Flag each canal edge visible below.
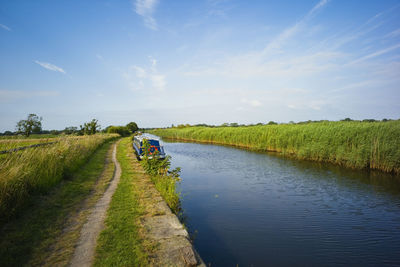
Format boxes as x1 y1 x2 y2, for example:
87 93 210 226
129 146 205 266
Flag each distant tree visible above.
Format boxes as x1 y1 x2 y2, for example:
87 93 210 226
107 126 130 136
341 118 352 122
221 123 229 127
80 119 100 135
64 126 78 135
16 114 42 137
3 131 13 136
267 121 277 125
126 122 139 133
50 130 60 135
230 123 239 127
195 123 209 127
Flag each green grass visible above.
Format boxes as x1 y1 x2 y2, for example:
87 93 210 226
149 173 180 214
150 120 400 174
0 139 54 151
94 138 149 266
0 139 116 267
0 134 60 140
140 149 181 214
0 134 118 221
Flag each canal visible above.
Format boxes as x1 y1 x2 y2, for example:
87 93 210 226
161 138 400 266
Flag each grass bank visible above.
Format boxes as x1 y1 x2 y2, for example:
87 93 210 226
94 137 149 266
94 137 183 265
0 134 118 221
150 120 400 174
0 139 116 266
140 139 181 214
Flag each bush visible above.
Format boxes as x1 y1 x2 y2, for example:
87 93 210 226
107 126 131 137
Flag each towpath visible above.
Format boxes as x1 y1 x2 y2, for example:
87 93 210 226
69 141 121 267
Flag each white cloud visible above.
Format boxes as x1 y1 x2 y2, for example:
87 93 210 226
0 24 11 31
385 28 400 38
134 0 159 30
124 57 166 91
241 98 262 107
34 60 66 74
348 43 400 65
262 0 329 54
133 66 147 78
151 74 166 91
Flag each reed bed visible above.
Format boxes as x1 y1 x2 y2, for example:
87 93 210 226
151 120 400 174
0 134 118 221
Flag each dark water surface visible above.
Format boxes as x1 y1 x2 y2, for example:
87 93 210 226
161 139 400 266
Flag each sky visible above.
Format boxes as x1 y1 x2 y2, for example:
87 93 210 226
0 0 400 131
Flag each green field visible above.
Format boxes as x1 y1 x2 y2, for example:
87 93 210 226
0 139 116 266
150 120 400 174
0 134 118 221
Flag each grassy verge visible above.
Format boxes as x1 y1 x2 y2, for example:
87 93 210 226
94 138 149 266
139 140 181 214
0 134 118 221
150 120 400 174
0 139 116 267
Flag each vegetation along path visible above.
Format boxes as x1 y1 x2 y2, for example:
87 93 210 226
70 141 121 267
0 137 116 266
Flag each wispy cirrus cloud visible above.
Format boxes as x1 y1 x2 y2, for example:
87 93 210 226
34 60 66 74
134 0 159 30
262 0 330 54
123 57 166 91
348 43 400 65
0 23 11 31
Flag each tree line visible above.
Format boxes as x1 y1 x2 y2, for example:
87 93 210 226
0 114 139 137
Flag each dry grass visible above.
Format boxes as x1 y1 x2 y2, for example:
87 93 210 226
0 134 118 221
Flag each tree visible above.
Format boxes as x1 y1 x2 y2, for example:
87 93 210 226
16 114 42 137
63 126 78 135
126 122 139 133
80 119 100 135
107 126 130 136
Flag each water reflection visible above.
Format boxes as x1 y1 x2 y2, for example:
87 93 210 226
160 139 400 266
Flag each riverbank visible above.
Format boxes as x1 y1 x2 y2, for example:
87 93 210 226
150 120 400 174
95 137 203 266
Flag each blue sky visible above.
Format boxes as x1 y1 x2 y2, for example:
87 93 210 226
0 0 399 131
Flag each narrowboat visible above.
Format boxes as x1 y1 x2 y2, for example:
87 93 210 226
133 134 166 160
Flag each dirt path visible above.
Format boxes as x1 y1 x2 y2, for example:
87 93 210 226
70 141 121 267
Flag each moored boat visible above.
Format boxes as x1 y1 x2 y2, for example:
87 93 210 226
133 134 166 160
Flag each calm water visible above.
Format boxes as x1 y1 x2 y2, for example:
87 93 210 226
161 139 400 267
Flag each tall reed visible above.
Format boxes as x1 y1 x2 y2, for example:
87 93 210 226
150 120 400 174
0 134 118 221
